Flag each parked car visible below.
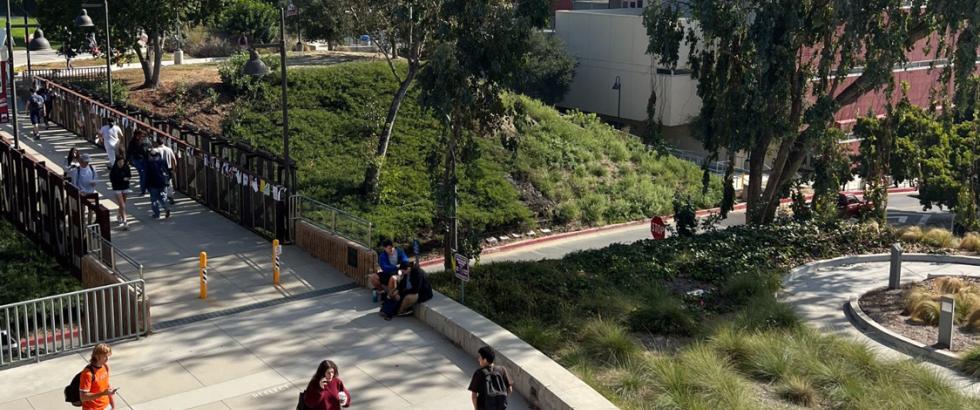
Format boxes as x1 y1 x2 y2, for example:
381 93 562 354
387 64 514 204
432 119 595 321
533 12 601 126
1 329 18 354
838 193 873 219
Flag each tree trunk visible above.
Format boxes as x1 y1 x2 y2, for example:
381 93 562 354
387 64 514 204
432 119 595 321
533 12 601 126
362 62 419 199
746 134 771 224
761 140 809 223
150 34 164 87
134 44 153 86
442 115 460 273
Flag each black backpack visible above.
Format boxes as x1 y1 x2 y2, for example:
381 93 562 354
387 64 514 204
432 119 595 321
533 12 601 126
481 366 509 410
64 364 96 407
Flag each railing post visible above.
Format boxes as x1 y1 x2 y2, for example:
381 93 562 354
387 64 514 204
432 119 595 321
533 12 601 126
938 295 955 350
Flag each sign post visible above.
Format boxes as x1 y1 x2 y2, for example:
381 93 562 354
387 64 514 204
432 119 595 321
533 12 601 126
412 239 421 263
650 216 666 240
454 253 470 303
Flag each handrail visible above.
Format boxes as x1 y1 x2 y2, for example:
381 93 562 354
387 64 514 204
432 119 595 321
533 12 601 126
35 76 196 151
0 280 141 311
86 224 143 281
290 194 373 247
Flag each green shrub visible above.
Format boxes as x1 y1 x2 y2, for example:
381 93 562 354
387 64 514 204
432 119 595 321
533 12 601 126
218 50 280 95
512 319 563 353
505 31 576 105
74 79 128 103
922 228 955 248
732 294 800 331
719 274 771 307
579 318 641 364
216 0 278 44
629 293 697 336
555 201 581 224
0 219 79 305
960 346 980 377
778 375 818 407
910 300 940 325
183 25 236 58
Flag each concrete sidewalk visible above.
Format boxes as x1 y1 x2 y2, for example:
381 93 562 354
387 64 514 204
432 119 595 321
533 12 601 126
781 259 980 396
1 111 534 409
0 288 532 410
3 115 349 323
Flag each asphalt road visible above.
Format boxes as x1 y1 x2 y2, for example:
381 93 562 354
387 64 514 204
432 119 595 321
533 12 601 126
479 192 951 264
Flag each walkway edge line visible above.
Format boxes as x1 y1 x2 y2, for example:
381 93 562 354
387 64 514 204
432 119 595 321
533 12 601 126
845 296 960 368
416 292 618 410
422 187 919 269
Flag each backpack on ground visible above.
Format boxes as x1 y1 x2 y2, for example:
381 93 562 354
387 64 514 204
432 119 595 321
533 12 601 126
481 366 509 410
64 364 95 407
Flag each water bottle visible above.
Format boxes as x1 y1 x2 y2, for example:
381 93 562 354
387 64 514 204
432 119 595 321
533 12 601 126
338 391 348 406
372 290 378 303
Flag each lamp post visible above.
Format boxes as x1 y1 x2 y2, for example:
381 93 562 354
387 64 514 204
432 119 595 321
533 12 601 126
611 75 622 122
4 0 20 148
75 2 113 105
241 6 292 197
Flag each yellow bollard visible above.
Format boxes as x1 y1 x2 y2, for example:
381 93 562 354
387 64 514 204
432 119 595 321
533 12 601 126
272 239 281 286
199 251 208 300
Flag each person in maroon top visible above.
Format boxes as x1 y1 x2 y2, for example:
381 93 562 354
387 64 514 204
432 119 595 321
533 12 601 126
303 360 351 410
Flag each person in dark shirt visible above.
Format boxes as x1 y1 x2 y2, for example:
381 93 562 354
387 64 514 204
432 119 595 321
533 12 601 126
108 153 132 229
468 346 512 410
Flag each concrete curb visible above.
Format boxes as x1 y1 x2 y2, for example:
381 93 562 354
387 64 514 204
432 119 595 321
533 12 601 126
783 253 980 372
423 187 920 270
845 295 960 368
415 293 618 410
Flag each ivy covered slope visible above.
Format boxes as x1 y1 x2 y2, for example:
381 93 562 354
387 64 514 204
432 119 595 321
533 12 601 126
0 219 80 305
224 60 720 241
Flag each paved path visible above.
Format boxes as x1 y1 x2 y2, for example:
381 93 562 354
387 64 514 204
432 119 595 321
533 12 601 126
781 260 980 396
0 110 533 409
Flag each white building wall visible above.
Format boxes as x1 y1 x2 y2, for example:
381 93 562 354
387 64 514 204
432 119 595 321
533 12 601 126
555 9 701 126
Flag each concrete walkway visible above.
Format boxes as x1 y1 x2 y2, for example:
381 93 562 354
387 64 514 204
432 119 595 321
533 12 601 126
781 259 980 395
0 111 533 409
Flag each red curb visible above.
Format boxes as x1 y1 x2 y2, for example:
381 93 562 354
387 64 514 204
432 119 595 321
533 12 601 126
419 187 919 269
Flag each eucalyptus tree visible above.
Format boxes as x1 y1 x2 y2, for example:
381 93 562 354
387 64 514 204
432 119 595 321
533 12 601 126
644 0 976 224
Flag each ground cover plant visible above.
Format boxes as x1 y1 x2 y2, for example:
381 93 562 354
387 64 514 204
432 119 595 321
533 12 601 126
221 58 720 242
431 222 980 408
0 218 79 305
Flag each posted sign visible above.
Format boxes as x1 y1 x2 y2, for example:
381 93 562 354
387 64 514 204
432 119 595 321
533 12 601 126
454 253 470 282
650 216 666 240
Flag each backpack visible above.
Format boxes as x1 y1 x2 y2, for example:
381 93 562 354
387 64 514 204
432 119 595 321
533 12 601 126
28 95 43 112
481 366 509 410
64 364 96 407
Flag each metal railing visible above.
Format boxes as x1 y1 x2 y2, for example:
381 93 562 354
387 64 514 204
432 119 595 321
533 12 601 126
290 195 373 247
86 225 143 281
0 279 148 368
28 67 107 83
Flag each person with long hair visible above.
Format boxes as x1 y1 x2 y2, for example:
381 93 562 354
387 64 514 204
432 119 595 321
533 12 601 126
302 359 351 410
65 147 81 169
78 343 117 410
109 151 132 229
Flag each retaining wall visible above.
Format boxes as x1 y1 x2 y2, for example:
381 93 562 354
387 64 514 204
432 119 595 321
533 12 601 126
294 220 377 287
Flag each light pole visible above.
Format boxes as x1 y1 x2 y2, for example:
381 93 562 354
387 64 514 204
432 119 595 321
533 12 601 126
4 0 20 148
75 2 113 105
241 6 292 198
612 75 622 122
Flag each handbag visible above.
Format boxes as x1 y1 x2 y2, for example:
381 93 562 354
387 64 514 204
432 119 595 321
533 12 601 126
297 390 310 410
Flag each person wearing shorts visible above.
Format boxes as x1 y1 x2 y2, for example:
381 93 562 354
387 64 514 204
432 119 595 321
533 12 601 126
27 89 45 139
108 152 132 229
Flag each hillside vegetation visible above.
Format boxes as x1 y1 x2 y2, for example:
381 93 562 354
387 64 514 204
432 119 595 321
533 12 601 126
223 59 721 242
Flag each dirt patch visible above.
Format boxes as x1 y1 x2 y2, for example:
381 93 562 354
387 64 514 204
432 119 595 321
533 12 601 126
859 276 980 353
116 65 230 133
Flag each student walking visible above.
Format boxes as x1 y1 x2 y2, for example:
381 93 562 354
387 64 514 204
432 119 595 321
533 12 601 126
39 85 53 129
144 151 172 219
78 343 117 410
73 154 98 195
98 118 123 166
27 88 46 139
109 153 132 229
302 360 351 410
127 130 152 195
152 138 177 204
65 147 81 170
468 346 512 410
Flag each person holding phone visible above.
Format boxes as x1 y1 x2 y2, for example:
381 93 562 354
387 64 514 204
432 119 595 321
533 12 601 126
303 359 351 410
79 343 117 410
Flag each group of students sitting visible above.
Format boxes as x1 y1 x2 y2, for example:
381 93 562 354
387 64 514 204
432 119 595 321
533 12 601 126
368 239 433 320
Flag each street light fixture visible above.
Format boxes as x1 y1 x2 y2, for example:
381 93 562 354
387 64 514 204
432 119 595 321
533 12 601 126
28 29 51 51
75 2 114 105
241 6 293 203
612 75 622 123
